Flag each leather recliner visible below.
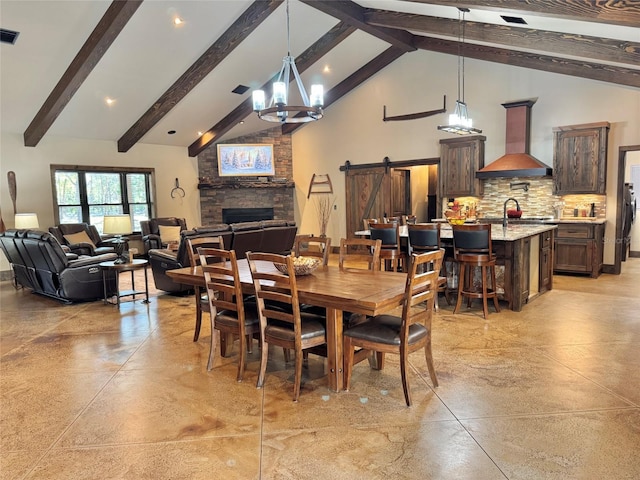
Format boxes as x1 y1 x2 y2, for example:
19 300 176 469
140 217 188 255
0 229 118 303
49 223 116 256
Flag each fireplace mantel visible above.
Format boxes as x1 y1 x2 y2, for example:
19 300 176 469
198 181 295 190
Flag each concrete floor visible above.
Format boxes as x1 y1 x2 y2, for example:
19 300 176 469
1 257 639 479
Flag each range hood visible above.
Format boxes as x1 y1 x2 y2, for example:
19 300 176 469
476 99 552 179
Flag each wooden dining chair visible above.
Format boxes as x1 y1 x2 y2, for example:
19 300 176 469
293 234 331 266
343 249 444 406
339 237 381 271
362 218 379 231
369 222 406 272
186 235 225 342
247 252 327 402
198 247 260 381
407 223 451 310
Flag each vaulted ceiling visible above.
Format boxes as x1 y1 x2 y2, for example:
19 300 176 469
1 0 638 157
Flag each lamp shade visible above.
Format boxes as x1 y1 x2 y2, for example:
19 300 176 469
14 213 39 229
103 214 132 235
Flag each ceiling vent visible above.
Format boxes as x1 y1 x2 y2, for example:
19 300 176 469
476 99 552 179
501 15 527 25
1 28 20 45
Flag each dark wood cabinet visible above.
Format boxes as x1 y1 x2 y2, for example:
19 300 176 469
440 135 485 197
553 222 605 278
539 231 553 292
553 122 610 195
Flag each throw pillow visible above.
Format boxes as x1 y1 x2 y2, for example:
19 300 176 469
63 231 96 248
158 225 182 244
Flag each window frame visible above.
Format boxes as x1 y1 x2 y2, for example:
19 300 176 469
50 164 156 233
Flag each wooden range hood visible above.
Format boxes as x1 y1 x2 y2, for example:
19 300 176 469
476 99 552 179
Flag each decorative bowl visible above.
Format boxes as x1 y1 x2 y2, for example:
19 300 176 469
274 256 321 276
447 217 466 226
507 209 523 218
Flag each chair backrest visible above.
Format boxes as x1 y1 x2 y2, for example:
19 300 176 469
402 249 445 330
452 223 492 256
363 218 379 231
186 236 224 267
338 238 382 271
293 234 331 266
408 223 441 253
50 223 101 246
369 223 400 251
403 214 417 225
246 252 302 332
198 247 246 324
140 217 187 237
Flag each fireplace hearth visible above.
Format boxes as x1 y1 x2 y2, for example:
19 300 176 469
222 208 274 224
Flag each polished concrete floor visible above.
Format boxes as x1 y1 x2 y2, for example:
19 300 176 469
1 257 639 479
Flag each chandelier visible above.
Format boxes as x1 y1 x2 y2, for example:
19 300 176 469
438 8 482 135
252 0 323 123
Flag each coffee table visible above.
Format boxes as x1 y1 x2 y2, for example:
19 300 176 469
100 259 150 307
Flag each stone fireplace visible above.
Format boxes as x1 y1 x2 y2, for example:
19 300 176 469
197 127 295 224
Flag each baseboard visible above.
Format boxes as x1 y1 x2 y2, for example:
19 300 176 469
0 270 13 282
602 264 618 275
630 251 640 258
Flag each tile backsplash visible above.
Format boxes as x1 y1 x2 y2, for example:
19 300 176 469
444 177 606 218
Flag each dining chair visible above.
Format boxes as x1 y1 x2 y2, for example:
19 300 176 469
343 248 444 406
247 252 327 402
452 223 501 319
339 237 381 271
198 247 260 381
407 223 451 310
362 218 379 231
186 236 225 342
369 222 406 272
402 214 417 225
293 234 331 266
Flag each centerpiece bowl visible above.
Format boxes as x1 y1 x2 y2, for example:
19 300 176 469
274 256 322 276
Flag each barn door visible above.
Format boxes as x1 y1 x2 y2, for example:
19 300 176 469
345 166 391 239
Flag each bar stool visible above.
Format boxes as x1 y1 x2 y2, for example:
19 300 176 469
407 223 451 310
370 223 406 272
452 224 500 319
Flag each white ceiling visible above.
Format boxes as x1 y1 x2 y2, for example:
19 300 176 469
1 0 638 150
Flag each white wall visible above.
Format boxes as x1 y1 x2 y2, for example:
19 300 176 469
0 133 200 270
292 50 640 264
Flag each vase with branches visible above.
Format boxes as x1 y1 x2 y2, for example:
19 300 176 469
314 194 336 238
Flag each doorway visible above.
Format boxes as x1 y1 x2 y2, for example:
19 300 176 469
613 145 640 273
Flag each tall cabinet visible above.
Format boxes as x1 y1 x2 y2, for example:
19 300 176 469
552 122 610 195
439 135 485 198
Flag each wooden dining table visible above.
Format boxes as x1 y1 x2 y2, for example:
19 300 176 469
167 261 408 391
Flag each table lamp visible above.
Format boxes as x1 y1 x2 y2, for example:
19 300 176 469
14 213 39 229
103 214 132 264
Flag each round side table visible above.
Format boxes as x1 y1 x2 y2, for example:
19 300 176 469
99 259 150 307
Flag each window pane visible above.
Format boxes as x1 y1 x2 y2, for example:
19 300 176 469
55 172 80 205
91 205 123 234
130 204 149 232
127 174 148 203
86 173 122 204
59 206 82 223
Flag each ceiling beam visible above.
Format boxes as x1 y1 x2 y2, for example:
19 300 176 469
299 0 416 52
281 46 407 135
365 10 640 67
413 35 640 88
188 22 357 157
403 0 640 27
23 0 143 147
117 0 283 153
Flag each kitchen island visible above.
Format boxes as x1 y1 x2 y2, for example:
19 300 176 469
357 223 557 312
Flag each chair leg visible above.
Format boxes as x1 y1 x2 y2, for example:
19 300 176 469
481 265 490 319
491 265 501 313
399 346 412 407
236 331 246 383
454 263 466 314
207 320 217 371
343 336 354 391
293 347 303 402
193 290 202 342
246 334 253 354
256 341 269 389
424 340 439 388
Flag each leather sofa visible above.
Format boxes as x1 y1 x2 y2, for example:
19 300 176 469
49 223 116 256
148 220 297 293
0 229 118 303
140 217 188 255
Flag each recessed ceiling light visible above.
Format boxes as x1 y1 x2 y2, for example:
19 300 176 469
105 97 115 106
323 65 331 74
173 17 184 26
197 131 203 136
168 130 176 135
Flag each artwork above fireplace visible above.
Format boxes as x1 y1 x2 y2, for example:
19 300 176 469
222 208 274 224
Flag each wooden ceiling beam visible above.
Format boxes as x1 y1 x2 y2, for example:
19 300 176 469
403 0 640 27
299 0 416 52
188 22 357 157
413 35 640 88
365 10 640 67
117 0 283 153
281 46 407 135
23 0 143 147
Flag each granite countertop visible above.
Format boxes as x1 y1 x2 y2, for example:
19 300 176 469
550 218 607 224
439 224 557 242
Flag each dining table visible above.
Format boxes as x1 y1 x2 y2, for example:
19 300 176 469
167 260 408 392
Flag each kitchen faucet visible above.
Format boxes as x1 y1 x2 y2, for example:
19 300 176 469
503 198 521 228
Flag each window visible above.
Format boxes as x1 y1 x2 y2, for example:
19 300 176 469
51 166 155 233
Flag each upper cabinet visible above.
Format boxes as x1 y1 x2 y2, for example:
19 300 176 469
440 135 485 197
553 122 610 195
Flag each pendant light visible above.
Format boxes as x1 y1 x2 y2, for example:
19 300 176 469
438 8 482 135
252 0 323 123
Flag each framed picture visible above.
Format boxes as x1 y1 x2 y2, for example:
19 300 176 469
216 144 275 177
